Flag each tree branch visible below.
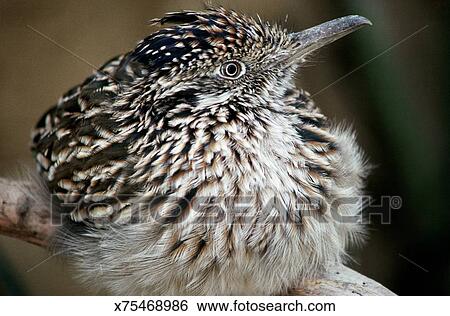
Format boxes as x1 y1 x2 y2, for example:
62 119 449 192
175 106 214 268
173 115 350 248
0 178 52 247
289 264 395 295
0 177 395 295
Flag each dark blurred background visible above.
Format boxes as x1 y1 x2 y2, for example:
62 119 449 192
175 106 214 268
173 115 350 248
0 0 448 295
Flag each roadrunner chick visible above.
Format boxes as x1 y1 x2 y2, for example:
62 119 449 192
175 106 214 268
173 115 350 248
31 7 371 295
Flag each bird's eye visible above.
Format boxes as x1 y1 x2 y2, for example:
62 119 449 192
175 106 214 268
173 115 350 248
219 60 245 80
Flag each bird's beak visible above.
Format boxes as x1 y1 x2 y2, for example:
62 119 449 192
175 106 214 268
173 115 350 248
289 15 372 58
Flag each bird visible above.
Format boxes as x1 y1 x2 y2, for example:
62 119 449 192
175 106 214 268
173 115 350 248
31 7 371 295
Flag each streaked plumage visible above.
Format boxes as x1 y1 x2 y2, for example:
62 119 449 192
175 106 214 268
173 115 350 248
31 7 370 295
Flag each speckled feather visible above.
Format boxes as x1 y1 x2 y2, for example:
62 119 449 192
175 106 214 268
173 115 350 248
31 7 369 295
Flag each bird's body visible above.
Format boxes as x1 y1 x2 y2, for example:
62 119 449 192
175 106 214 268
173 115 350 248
31 7 370 295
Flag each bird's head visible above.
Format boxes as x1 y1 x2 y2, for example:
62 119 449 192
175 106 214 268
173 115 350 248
118 6 371 123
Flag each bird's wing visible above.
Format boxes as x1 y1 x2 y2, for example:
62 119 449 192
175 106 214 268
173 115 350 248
31 54 139 223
